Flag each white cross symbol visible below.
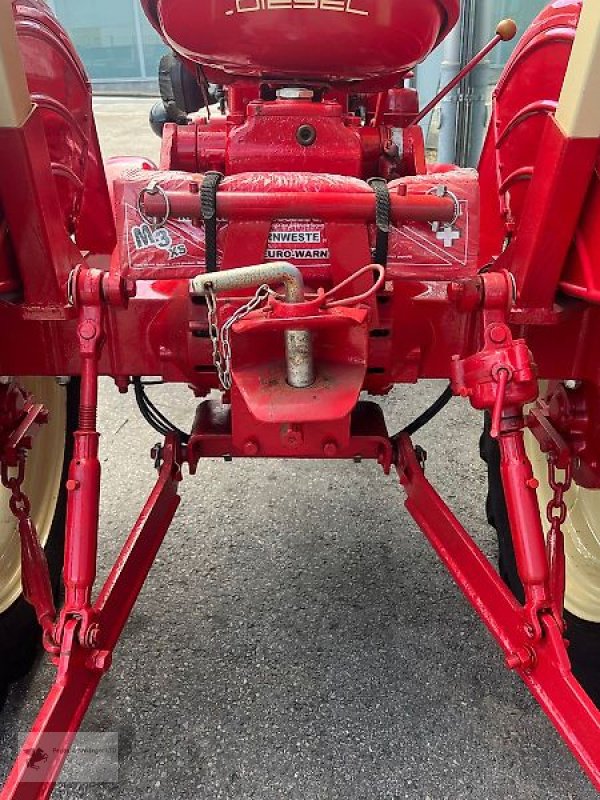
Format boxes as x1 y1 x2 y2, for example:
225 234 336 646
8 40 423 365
436 225 461 248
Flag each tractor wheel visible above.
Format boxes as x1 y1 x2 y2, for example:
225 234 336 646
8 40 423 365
481 416 600 707
0 378 78 707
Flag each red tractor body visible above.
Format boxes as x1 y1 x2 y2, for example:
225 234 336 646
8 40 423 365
141 0 459 85
1 0 600 795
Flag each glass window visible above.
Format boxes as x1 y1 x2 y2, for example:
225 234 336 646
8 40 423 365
54 0 142 80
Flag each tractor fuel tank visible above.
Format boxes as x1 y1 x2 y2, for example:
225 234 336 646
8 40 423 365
141 0 460 86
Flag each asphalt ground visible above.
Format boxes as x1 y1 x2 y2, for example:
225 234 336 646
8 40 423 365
0 98 595 799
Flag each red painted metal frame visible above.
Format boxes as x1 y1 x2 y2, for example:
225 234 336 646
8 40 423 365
0 435 182 800
161 92 425 178
395 435 600 790
3 0 600 795
4 401 600 796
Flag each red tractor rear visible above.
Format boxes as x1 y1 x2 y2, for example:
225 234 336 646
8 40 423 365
1 0 600 795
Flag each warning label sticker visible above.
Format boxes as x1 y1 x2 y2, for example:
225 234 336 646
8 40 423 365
266 222 329 262
114 169 210 278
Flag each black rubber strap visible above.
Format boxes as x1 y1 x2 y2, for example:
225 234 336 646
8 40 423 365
201 171 224 273
368 178 391 267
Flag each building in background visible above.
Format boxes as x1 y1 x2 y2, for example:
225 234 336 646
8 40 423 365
50 0 550 163
417 0 548 165
46 0 164 94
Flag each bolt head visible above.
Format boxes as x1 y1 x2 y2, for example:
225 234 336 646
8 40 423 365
283 425 303 448
489 324 508 345
505 645 534 671
323 441 338 458
506 652 520 670
243 440 259 457
78 320 97 341
92 650 112 672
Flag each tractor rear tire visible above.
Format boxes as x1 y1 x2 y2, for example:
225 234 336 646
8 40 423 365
481 416 600 707
0 378 78 709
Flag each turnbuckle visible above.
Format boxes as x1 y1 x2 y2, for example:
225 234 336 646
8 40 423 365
451 318 566 641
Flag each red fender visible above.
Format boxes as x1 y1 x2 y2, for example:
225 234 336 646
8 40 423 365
478 1 582 267
9 1 115 255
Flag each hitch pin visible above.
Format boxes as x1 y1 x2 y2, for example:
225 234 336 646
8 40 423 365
490 368 510 439
190 261 315 388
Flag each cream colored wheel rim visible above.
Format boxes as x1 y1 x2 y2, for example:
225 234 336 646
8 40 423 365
526 395 600 623
0 378 67 614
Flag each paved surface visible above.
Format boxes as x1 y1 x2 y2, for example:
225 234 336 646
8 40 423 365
0 99 595 799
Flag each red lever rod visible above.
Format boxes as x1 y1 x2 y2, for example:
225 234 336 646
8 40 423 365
412 19 518 127
142 190 457 224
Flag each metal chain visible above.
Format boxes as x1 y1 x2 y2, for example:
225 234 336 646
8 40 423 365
546 456 573 531
545 455 573 614
205 283 274 391
1 455 32 522
205 285 227 388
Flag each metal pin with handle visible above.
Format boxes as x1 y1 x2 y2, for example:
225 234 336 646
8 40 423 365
190 261 315 389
